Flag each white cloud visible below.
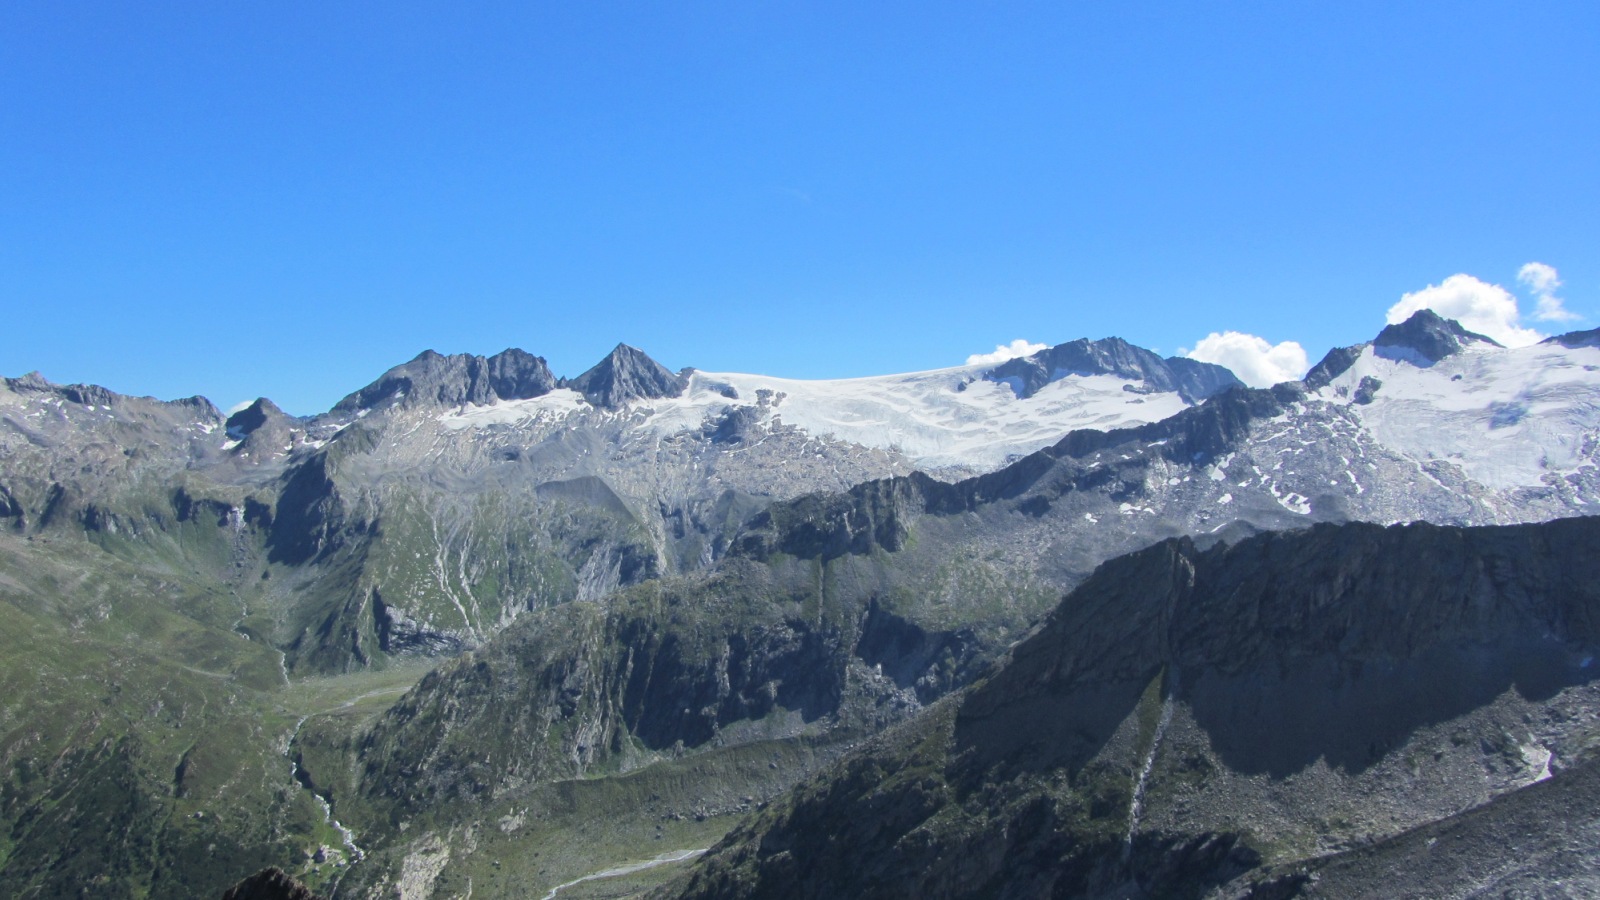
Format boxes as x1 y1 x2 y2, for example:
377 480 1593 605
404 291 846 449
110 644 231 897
1518 262 1579 323
1183 332 1309 389
1518 261 1560 294
1386 274 1544 347
967 339 1048 367
227 400 254 415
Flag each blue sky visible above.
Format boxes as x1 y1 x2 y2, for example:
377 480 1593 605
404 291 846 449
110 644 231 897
3 2 1596 413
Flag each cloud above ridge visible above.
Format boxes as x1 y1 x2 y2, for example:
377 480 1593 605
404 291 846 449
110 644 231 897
967 339 1048 366
1518 262 1579 323
1385 274 1544 346
1183 332 1309 388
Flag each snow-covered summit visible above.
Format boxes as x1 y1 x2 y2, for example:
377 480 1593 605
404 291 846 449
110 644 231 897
1310 314 1600 491
438 338 1241 474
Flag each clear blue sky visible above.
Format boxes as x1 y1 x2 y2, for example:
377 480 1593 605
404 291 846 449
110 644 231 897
3 2 1596 413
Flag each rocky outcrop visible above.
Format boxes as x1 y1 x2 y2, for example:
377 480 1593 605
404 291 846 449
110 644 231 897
1302 343 1366 390
564 343 688 408
1373 309 1500 365
1545 325 1600 349
331 348 556 412
224 398 300 458
352 558 886 820
1315 308 1503 380
984 337 1241 402
264 451 347 566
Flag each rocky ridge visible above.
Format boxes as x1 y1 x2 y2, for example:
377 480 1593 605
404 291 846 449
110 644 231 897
985 336 1241 402
658 515 1600 899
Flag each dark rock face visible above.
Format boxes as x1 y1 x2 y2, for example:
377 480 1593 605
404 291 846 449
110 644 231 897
1545 326 1600 349
352 559 877 819
1302 343 1366 390
704 404 763 444
662 516 1600 900
731 475 931 562
224 398 285 438
984 337 1241 403
225 398 299 456
1373 309 1500 365
1352 375 1382 405
565 343 688 409
332 347 555 412
965 517 1600 780
264 452 345 566
372 589 468 656
219 867 325 900
483 347 558 400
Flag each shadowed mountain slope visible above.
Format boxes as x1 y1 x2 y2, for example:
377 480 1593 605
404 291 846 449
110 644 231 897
658 516 1600 900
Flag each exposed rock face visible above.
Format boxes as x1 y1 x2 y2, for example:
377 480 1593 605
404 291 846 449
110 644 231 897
1301 343 1366 390
225 397 300 459
351 556 929 823
225 398 287 438
565 343 689 408
1546 325 1600 349
219 867 325 900
660 516 1600 900
984 337 1241 402
331 347 556 412
1373 308 1500 365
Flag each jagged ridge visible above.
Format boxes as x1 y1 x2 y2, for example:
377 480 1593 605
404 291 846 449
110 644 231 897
984 336 1241 403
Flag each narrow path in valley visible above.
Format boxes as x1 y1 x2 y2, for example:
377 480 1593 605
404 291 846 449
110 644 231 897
541 848 708 900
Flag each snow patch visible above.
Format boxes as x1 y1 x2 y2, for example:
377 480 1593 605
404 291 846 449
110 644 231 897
439 390 590 430
1315 342 1600 490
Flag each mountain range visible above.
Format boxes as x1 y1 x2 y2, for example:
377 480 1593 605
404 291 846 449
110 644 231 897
1 309 1598 897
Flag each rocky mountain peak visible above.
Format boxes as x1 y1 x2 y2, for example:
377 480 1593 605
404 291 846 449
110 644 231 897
223 397 301 458
1374 309 1501 366
225 398 289 438
565 343 688 409
3 371 54 395
983 336 1241 403
332 347 555 414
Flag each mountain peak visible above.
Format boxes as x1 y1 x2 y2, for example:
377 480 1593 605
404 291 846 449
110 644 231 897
566 344 687 409
225 398 288 438
982 337 1241 403
4 371 54 394
333 348 555 413
1374 309 1501 366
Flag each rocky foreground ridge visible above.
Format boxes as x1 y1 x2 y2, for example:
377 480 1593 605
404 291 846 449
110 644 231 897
658 515 1600 899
